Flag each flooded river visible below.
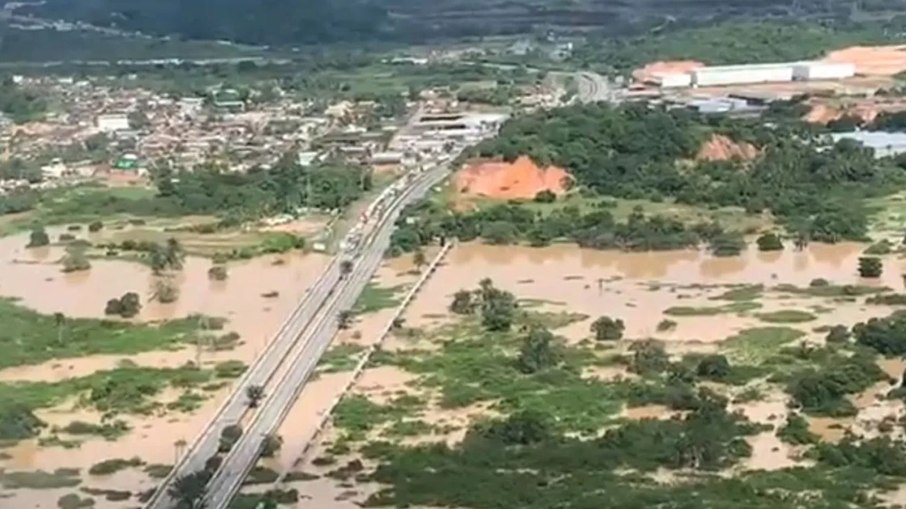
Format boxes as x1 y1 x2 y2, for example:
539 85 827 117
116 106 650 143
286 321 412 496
3 234 905 508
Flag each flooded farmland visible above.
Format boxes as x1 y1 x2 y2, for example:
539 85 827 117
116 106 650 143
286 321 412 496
280 240 906 508
5 231 906 509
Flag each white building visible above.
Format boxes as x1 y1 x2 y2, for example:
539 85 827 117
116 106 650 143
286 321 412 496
793 62 855 81
692 63 795 87
96 113 130 133
650 72 693 88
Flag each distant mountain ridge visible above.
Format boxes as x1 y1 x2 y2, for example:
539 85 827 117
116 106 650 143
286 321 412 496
11 0 905 46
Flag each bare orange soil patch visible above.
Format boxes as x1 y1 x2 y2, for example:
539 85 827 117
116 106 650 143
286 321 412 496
804 97 906 125
823 45 906 76
455 156 572 200
696 134 758 162
632 60 704 82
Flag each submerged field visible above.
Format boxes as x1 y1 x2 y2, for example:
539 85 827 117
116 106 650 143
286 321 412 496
256 240 906 509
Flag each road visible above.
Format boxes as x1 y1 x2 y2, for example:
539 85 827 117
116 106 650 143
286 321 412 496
202 162 452 509
144 162 432 508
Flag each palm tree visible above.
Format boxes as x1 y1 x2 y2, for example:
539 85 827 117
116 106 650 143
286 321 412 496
165 237 185 271
246 385 265 408
167 470 210 509
338 310 353 330
53 312 65 345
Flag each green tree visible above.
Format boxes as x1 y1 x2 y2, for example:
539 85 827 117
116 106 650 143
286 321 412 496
167 470 210 509
338 310 354 329
858 256 883 278
219 424 243 453
27 226 49 248
53 312 65 345
825 325 851 344
590 316 625 341
516 326 559 374
208 265 228 281
696 354 731 380
449 290 475 315
246 385 264 409
709 232 746 257
154 279 179 303
534 190 556 203
756 232 784 251
260 433 283 458
61 246 91 273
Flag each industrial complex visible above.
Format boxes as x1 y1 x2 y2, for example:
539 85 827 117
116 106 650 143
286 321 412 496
646 61 856 88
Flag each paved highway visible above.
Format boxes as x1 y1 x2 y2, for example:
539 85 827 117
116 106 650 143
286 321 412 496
202 162 452 509
144 161 436 509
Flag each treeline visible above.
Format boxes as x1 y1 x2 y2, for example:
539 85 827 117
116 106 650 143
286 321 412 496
464 102 899 242
0 78 46 123
389 201 735 254
572 19 906 71
152 154 371 220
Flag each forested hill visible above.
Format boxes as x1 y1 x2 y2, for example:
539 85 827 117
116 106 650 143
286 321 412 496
15 0 906 46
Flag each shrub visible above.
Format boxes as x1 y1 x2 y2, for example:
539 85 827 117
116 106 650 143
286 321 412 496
591 316 625 341
88 457 144 476
57 494 94 509
534 190 556 203
776 413 818 445
756 232 784 251
208 265 228 281
88 221 104 233
858 256 883 278
27 226 50 247
825 325 851 344
219 424 243 453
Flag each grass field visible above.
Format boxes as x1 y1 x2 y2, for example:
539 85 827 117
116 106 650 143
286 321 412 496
0 298 215 369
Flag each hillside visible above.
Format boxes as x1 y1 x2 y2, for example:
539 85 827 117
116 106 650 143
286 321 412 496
15 0 906 47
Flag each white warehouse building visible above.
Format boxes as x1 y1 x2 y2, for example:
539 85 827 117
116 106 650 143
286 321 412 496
792 62 855 81
692 63 795 87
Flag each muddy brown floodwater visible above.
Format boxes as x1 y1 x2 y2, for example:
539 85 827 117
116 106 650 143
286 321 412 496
283 241 906 508
0 228 330 509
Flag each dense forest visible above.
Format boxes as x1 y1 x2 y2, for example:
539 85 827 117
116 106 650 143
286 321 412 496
0 155 371 224
17 0 906 47
384 101 902 254
572 18 906 70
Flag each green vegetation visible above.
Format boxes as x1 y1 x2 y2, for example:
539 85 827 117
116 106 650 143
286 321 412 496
88 457 144 476
864 239 894 255
208 265 228 281
774 282 885 298
439 102 896 247
590 316 624 341
0 364 240 440
665 301 761 317
858 256 883 278
0 78 46 123
57 493 95 509
711 285 764 302
0 298 214 369
853 313 906 356
756 310 818 324
574 20 906 70
786 351 885 416
104 292 142 318
143 464 172 479
59 420 130 440
0 468 81 489
27 226 50 247
446 279 518 332
354 283 405 314
318 343 366 373
721 327 806 365
756 232 784 251
777 413 819 445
